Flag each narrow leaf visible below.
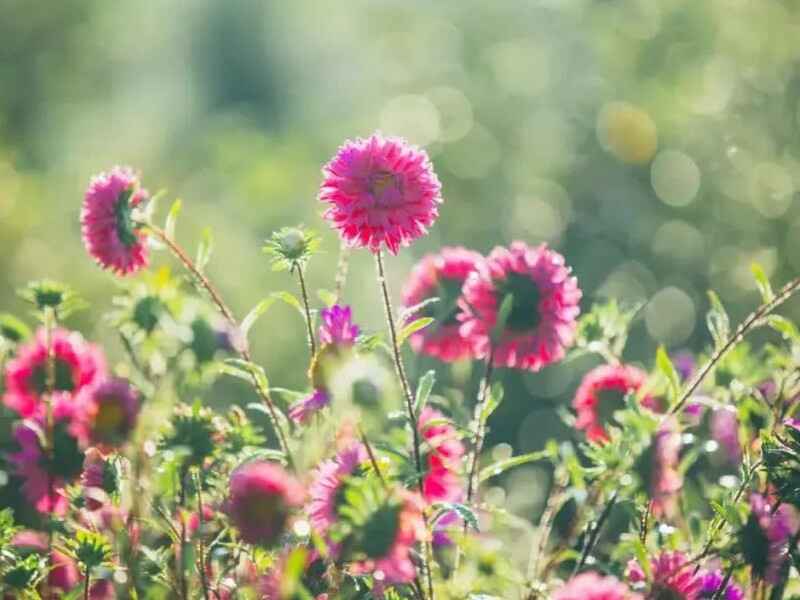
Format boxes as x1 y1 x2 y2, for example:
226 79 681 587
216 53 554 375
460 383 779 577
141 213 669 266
241 297 277 338
165 198 182 240
398 317 434 345
751 262 775 303
706 290 730 351
195 227 214 272
479 449 551 483
492 293 514 341
656 346 680 401
481 381 504 422
414 370 436 415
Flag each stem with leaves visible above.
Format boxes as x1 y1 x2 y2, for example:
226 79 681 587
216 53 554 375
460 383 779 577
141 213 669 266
144 223 294 469
294 264 317 360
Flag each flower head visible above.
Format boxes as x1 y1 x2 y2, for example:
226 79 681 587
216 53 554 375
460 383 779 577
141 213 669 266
554 572 641 600
288 388 330 425
80 378 140 447
81 448 118 511
402 247 482 362
320 134 442 254
81 166 149 276
740 493 799 584
573 364 650 443
3 327 106 417
458 242 581 371
697 570 744 600
419 407 464 504
226 461 304 546
627 551 702 599
308 442 367 540
263 226 320 271
318 304 360 348
650 417 683 519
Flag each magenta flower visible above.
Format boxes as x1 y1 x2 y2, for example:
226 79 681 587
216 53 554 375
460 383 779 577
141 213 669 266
698 569 744 600
573 364 650 443
742 493 799 584
225 461 304 546
318 304 360 347
80 447 113 511
419 407 464 503
650 417 683 519
458 242 581 372
402 246 483 362
627 551 703 599
288 388 330 425
710 407 741 465
81 166 150 276
3 327 106 417
319 133 442 254
554 572 641 600
308 442 367 542
80 377 140 447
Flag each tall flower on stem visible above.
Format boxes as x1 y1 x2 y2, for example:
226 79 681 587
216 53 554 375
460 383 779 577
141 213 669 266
79 378 140 448
554 572 641 600
739 493 799 584
626 551 702 599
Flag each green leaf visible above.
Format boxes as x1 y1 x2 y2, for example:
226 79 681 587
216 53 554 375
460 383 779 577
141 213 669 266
656 345 680 401
767 315 800 342
399 297 440 325
706 290 730 351
479 449 551 483
481 381 504 422
195 227 214 272
222 358 269 391
317 289 337 307
414 370 436 415
272 290 304 317
165 198 182 240
240 297 278 338
751 262 775 303
398 317 434 345
492 293 514 341
432 502 479 532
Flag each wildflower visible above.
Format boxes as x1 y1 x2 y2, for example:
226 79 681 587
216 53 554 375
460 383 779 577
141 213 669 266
626 551 702 599
226 461 304 546
318 304 360 348
80 378 140 447
3 327 106 417
81 166 149 276
458 242 581 371
288 388 330 425
402 246 482 362
263 226 320 271
710 407 741 465
319 133 442 254
554 572 641 600
308 442 367 541
740 493 799 584
11 531 80 596
419 407 464 504
697 570 744 600
573 364 650 443
80 448 117 511
650 418 683 519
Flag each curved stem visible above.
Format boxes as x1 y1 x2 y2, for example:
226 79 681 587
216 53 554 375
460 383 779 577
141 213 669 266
295 265 317 359
144 224 294 469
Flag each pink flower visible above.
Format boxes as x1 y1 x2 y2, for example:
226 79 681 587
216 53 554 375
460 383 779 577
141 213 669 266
554 572 641 600
288 388 330 425
81 447 114 511
10 394 88 515
226 461 304 546
80 377 140 447
419 407 464 503
650 417 683 519
402 247 482 362
3 327 106 417
627 551 703 599
744 493 799 584
308 442 367 541
573 364 650 443
319 134 442 255
260 549 324 599
318 304 359 347
458 242 581 371
81 166 149 275
710 408 741 465
698 569 744 600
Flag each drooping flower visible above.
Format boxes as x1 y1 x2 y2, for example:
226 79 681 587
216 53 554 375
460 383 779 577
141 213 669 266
308 442 367 540
80 448 117 511
697 569 744 600
573 364 650 443
626 551 702 599
318 304 360 348
419 407 464 503
554 572 642 600
458 242 581 372
740 493 799 584
710 407 741 465
81 166 149 276
288 388 331 425
650 417 683 519
225 461 305 546
3 327 106 417
319 134 442 255
402 246 482 362
9 394 88 515
80 378 140 447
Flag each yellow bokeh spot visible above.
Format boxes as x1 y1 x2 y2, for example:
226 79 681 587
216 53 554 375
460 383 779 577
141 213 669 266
597 101 658 164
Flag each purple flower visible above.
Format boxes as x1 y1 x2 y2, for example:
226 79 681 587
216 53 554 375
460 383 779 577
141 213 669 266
318 304 359 347
698 569 744 600
288 388 330 425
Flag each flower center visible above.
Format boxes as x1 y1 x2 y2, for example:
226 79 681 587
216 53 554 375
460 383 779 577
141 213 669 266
94 400 127 435
368 170 402 206
114 188 139 248
241 493 284 530
497 272 542 332
595 388 627 427
31 359 75 395
359 502 401 559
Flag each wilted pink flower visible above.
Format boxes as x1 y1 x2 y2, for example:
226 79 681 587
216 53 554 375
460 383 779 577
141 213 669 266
308 442 367 541
288 388 330 425
650 418 683 519
3 327 106 417
710 407 741 465
458 242 581 372
81 166 149 275
80 377 140 447
573 364 650 443
743 493 799 584
226 461 304 546
319 134 442 254
318 304 359 347
627 551 702 599
554 572 641 600
419 407 464 503
402 246 482 362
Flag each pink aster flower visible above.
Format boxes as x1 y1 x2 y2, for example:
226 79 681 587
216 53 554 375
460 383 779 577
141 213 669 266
402 246 482 362
457 242 581 371
710 407 741 465
81 166 150 276
419 407 464 503
308 442 367 540
319 133 442 255
3 327 106 417
79 377 140 447
554 572 642 600
226 461 305 546
627 551 702 599
743 493 799 584
318 304 360 347
573 364 650 443
288 388 330 425
650 417 683 519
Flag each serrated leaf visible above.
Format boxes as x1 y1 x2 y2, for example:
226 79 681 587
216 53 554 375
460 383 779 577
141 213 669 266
414 370 436 415
656 346 680 401
398 317 434 345
706 290 730 351
479 449 551 483
751 262 775 303
165 198 182 240
492 293 514 341
195 227 214 272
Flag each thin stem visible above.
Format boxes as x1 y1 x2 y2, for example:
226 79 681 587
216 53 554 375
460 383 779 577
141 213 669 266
144 223 294 469
574 490 618 575
83 568 91 600
465 347 496 507
194 470 211 600
527 473 568 591
333 243 351 304
358 426 387 490
295 264 317 359
670 274 800 415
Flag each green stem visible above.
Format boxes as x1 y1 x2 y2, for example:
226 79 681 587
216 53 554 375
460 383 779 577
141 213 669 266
193 469 211 600
295 264 317 359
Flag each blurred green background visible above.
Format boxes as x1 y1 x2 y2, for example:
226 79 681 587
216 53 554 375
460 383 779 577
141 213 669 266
3 0 800 519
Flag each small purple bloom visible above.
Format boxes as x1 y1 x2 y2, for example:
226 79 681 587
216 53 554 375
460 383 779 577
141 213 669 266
288 388 330 424
711 408 741 465
318 304 359 347
698 569 744 600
